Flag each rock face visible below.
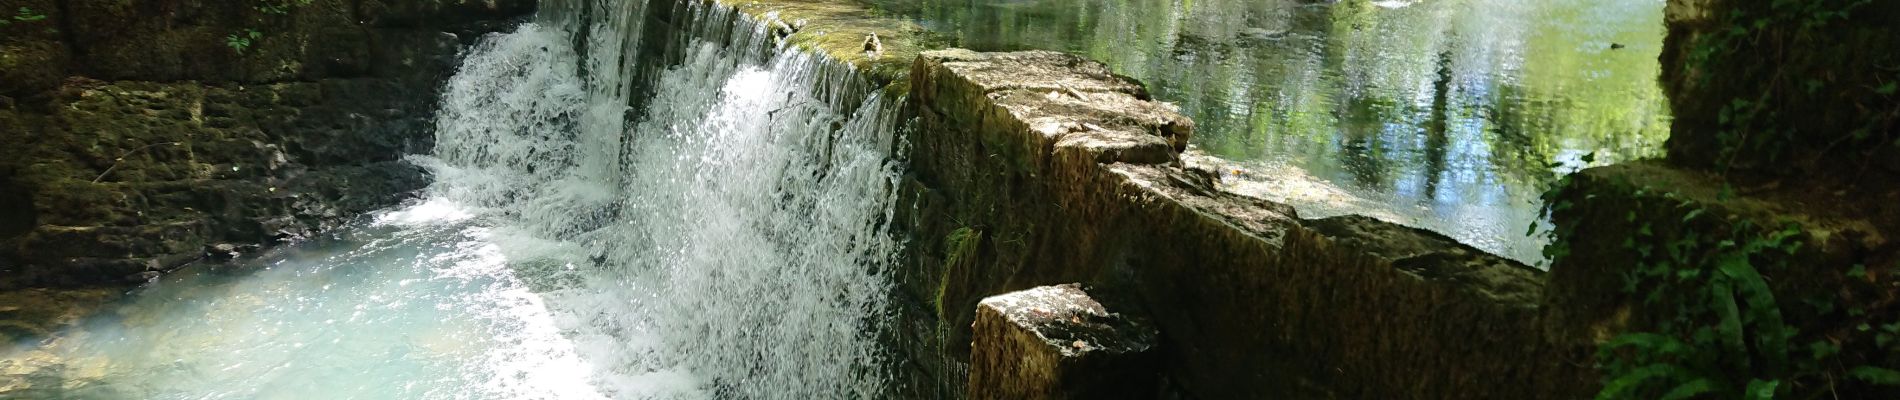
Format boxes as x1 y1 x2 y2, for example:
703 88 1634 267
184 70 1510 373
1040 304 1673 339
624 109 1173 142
1659 0 1899 182
0 0 534 289
969 284 1158 399
1539 2 1900 397
895 49 1582 398
1544 161 1900 398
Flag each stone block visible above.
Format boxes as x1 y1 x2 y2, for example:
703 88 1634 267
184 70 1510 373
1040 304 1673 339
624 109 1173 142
970 284 1157 399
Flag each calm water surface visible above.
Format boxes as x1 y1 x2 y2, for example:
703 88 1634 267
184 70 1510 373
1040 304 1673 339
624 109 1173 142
871 0 1672 264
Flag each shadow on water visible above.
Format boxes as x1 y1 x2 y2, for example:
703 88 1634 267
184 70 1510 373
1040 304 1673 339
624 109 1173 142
867 0 1672 265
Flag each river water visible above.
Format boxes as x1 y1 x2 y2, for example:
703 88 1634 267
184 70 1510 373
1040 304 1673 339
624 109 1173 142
868 0 1671 264
1 0 1670 398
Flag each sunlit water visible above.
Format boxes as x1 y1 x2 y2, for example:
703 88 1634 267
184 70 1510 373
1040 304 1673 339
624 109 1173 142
1 203 605 399
1 0 1669 396
869 0 1672 264
2 0 903 398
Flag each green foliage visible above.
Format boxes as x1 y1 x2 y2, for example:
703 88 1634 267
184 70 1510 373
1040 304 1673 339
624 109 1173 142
226 0 315 54
2 6 48 27
936 227 982 319
1684 0 1894 170
255 0 315 15
225 29 262 53
1592 209 1805 399
1545 185 1900 399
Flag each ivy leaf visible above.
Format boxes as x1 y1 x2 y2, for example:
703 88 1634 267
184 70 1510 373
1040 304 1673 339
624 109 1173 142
1659 378 1718 400
1743 379 1779 400
1848 366 1900 386
1682 209 1706 223
1878 82 1898 96
1809 340 1840 360
1708 273 1749 363
1595 363 1685 400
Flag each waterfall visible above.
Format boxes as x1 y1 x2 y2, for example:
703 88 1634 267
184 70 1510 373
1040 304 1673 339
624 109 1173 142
418 0 904 398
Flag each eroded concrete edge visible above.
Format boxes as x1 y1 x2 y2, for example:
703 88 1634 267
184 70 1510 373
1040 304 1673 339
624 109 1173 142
902 49 1583 398
708 0 944 85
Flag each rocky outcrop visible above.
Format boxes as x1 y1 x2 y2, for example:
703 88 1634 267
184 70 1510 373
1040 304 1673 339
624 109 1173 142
0 0 533 289
969 284 1158 399
1543 161 1900 398
1536 1 1900 397
1659 0 1899 182
894 49 1580 398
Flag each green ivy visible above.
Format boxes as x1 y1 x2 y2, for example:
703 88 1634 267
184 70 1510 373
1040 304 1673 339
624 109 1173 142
225 29 262 53
1540 181 1900 399
1685 0 1893 171
225 0 316 53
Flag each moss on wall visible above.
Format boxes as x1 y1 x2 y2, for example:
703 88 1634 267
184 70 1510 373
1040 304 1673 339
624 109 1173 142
1660 0 1900 181
1544 161 1900 398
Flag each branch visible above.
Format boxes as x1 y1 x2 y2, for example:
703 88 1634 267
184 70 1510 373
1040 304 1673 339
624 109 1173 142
93 142 182 183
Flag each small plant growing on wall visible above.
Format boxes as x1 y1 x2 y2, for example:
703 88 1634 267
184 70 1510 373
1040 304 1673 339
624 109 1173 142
225 29 262 53
1 6 48 26
225 0 315 53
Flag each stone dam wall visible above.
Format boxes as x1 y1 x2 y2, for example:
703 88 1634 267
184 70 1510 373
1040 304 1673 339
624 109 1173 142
657 1 1612 397
16 0 1894 397
890 49 1582 399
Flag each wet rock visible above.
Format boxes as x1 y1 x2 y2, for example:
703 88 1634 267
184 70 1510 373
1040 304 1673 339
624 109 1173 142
0 0 528 289
0 0 68 97
203 244 240 261
126 271 161 283
970 284 1158 399
0 289 114 344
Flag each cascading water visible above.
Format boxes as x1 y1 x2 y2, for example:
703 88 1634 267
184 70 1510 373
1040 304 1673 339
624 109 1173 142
422 0 905 397
0 0 905 398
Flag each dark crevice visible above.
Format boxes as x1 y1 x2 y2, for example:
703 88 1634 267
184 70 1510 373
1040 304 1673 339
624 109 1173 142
52 0 83 64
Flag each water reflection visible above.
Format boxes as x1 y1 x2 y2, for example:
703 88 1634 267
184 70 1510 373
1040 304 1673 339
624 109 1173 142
871 0 1671 264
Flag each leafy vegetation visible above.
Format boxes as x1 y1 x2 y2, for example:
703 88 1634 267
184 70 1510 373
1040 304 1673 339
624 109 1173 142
1542 180 1900 399
2 6 49 27
1683 0 1897 172
225 29 263 53
12 7 46 22
937 227 982 320
225 0 315 53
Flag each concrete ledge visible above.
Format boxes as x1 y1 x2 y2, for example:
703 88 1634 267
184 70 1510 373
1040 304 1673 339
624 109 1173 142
709 0 943 84
899 49 1581 398
970 284 1157 399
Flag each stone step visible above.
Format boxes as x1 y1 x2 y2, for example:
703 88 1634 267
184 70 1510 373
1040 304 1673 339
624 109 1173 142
970 284 1158 399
